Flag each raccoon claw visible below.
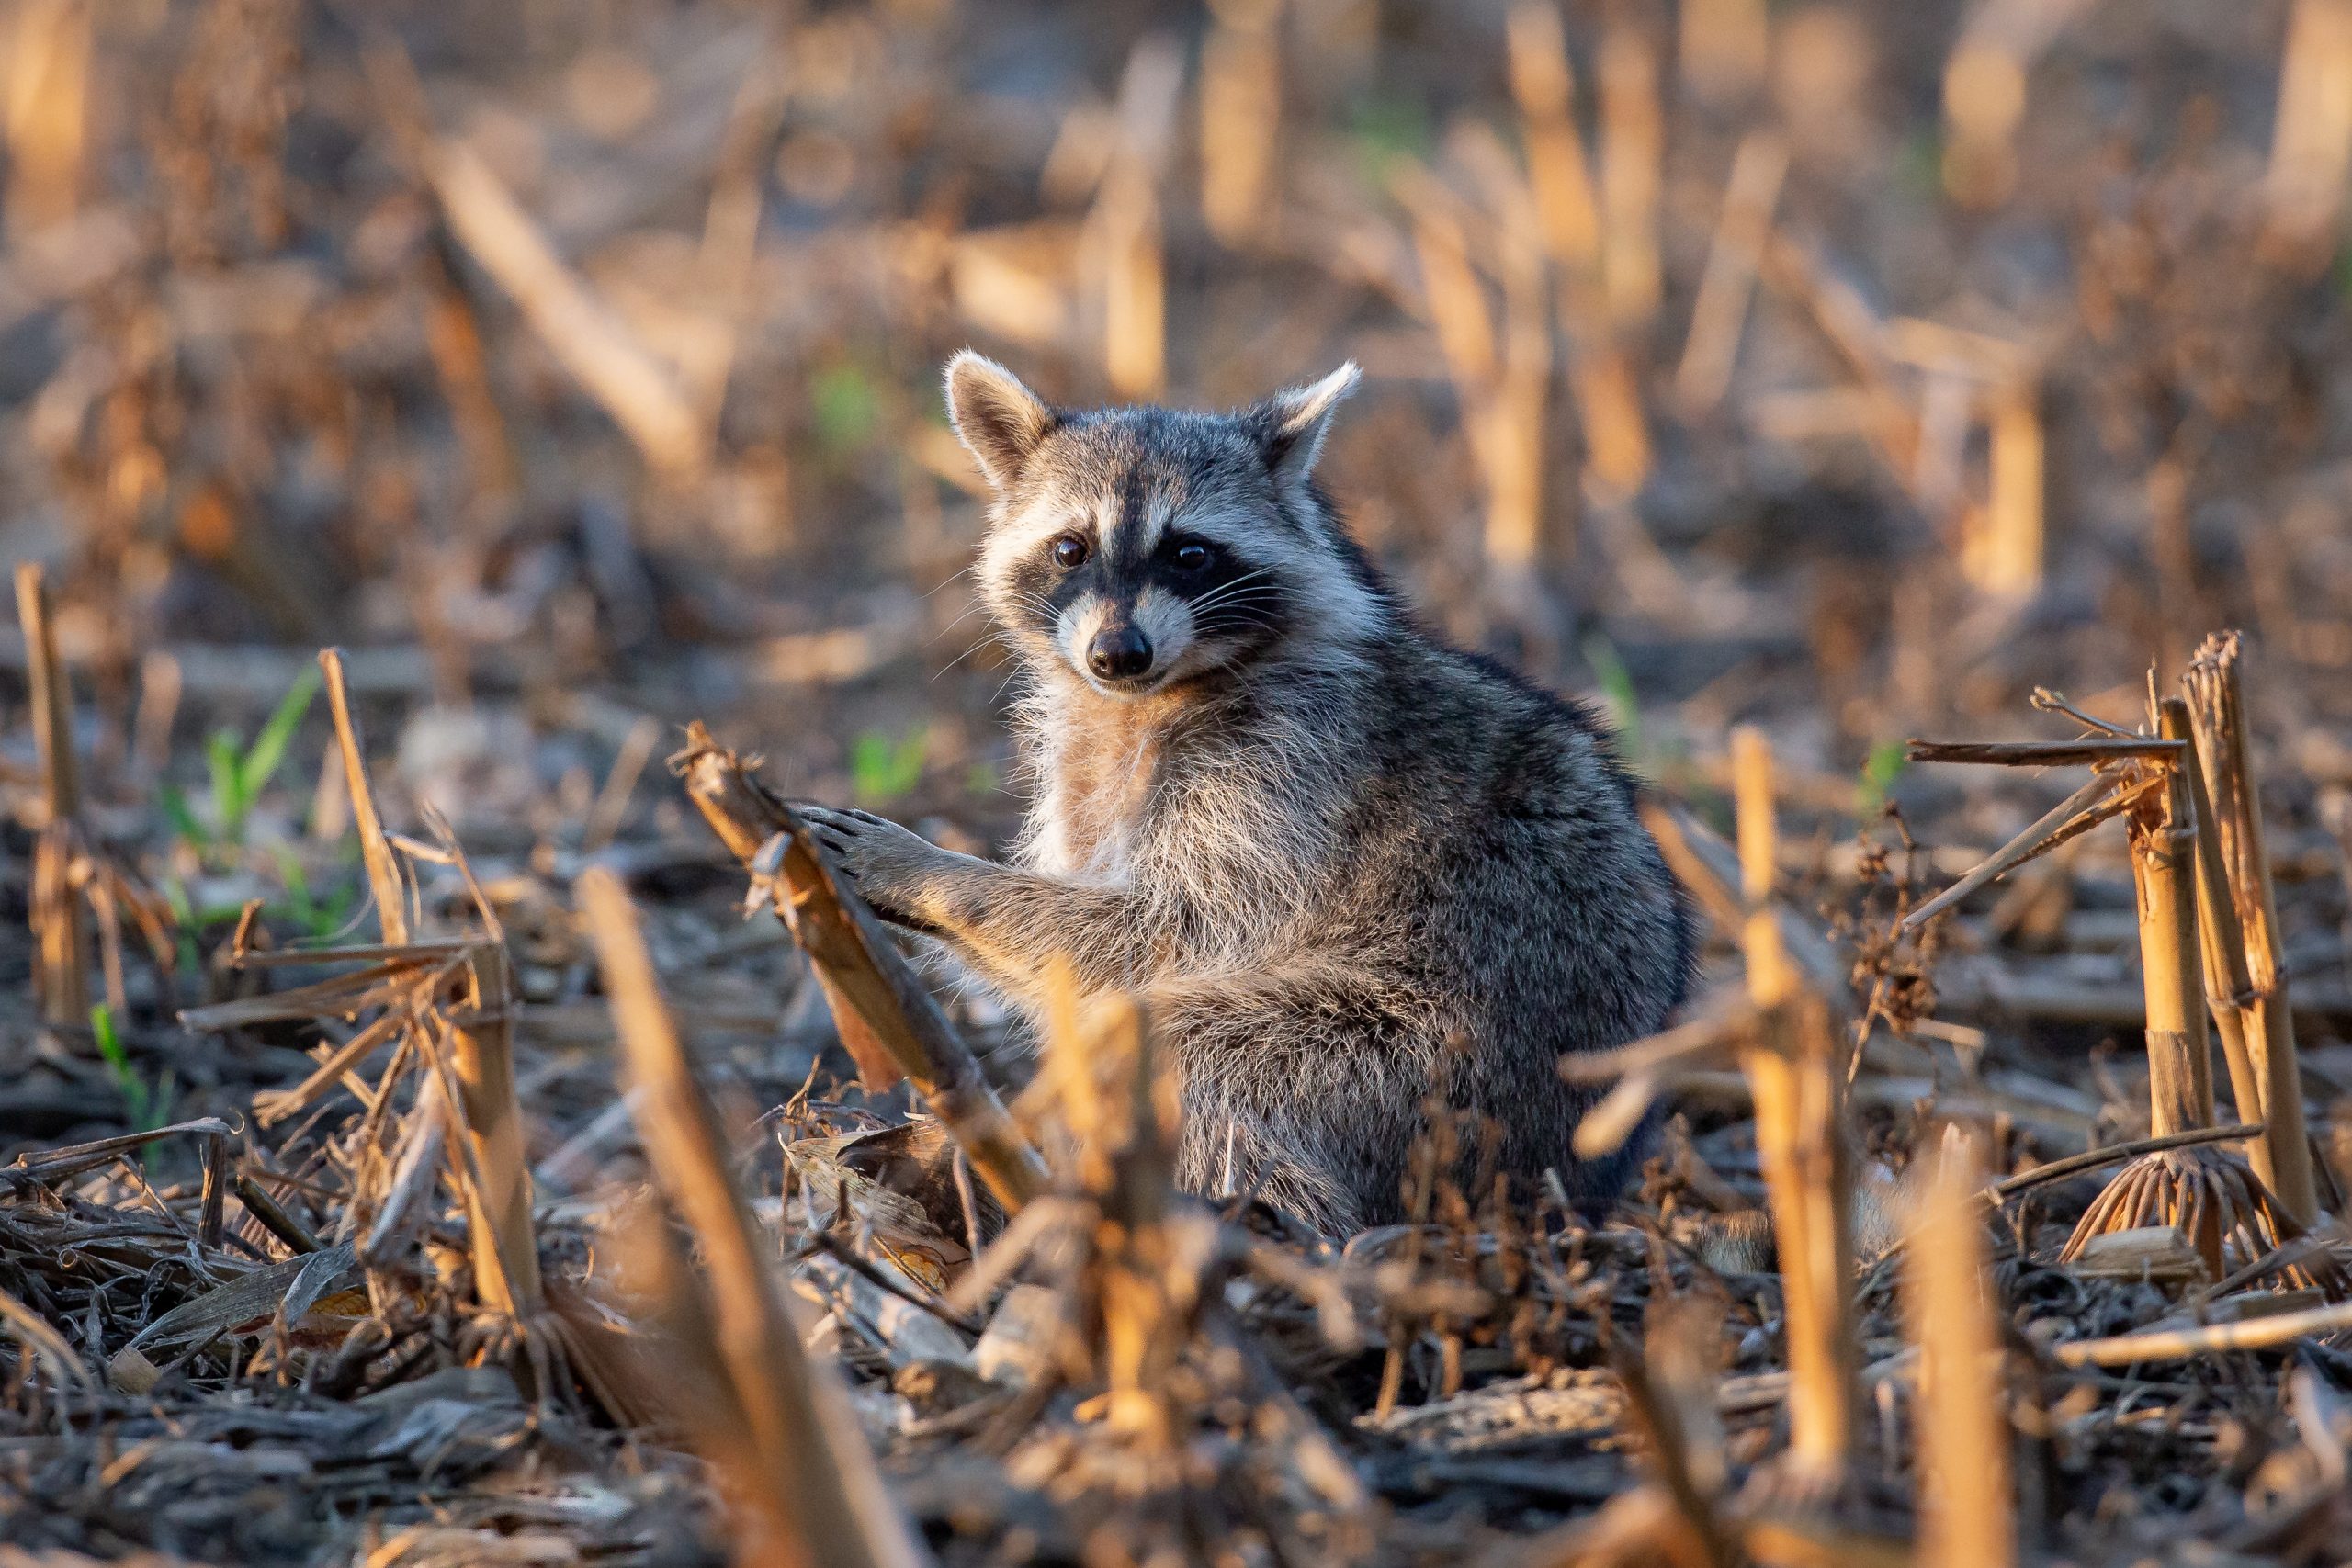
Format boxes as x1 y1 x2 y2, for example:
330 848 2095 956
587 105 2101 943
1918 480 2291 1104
790 803 943 920
798 804 894 830
789 803 876 868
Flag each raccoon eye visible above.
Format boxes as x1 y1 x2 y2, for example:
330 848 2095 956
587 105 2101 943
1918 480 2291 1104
1049 534 1090 570
1170 541 1213 572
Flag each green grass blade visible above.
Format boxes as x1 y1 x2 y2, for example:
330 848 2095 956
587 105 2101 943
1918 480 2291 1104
239 666 322 806
90 1004 150 1129
207 729 245 840
1858 738 1909 816
158 784 209 848
1581 633 1644 766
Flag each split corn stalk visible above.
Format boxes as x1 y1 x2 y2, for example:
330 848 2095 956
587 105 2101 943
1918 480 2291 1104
2185 636 2318 1225
674 725 1047 1211
2159 697 2269 1186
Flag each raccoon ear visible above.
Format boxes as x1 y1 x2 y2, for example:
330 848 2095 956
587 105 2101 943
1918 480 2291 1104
1254 362 1361 489
944 351 1055 489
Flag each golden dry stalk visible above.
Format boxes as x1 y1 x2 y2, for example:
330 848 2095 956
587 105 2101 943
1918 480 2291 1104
1393 160 1561 592
1597 16 1663 329
1093 37 1181 400
17 561 87 1027
1197 0 1280 246
2129 746 2211 1141
1506 0 1600 270
448 941 540 1315
1905 1134 2014 1568
2183 633 2319 1226
2158 697 2275 1192
2264 0 2352 263
1045 982 1185 1450
1963 383 2042 599
1675 132 1786 417
1679 0 1768 108
580 866 931 1568
2054 716 2343 1291
674 723 1048 1212
1729 727 1860 1491
321 647 409 947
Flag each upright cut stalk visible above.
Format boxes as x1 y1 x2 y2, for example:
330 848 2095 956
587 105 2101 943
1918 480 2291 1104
1905 1132 2014 1568
580 866 930 1568
320 649 409 946
1729 726 1857 1485
1052 987 1181 1449
2131 752 2212 1140
449 942 540 1314
16 563 86 1026
2184 635 2317 1224
2159 698 2268 1183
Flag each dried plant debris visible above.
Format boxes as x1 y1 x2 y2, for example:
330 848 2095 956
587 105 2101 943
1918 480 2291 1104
8 4 2352 1567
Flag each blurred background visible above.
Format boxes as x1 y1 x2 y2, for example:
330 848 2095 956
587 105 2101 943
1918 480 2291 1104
10 10 2352 1559
4 0 2352 1124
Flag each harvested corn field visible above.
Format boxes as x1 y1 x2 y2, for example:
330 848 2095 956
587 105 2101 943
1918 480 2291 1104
6 3 2352 1566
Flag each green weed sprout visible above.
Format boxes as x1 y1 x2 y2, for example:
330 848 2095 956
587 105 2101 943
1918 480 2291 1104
90 1003 169 1132
162 665 321 849
1858 739 1908 817
1582 632 1644 766
852 727 928 803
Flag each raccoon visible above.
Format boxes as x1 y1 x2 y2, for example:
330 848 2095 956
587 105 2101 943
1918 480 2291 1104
796 354 1693 1234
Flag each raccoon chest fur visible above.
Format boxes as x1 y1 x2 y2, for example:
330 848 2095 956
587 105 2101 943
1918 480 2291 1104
1024 697 1174 880
1018 688 1344 980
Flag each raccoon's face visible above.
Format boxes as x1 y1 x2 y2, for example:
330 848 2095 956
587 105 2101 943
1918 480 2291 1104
945 353 1376 697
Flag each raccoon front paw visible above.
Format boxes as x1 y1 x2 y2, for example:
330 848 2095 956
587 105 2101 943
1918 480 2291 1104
793 804 957 925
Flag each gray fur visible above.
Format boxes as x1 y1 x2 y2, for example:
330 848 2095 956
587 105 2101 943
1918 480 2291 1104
798 357 1692 1235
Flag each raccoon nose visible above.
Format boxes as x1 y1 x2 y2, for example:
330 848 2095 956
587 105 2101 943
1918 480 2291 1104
1087 625 1153 680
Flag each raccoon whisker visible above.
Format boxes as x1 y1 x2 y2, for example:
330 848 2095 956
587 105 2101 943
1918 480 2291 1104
923 562 980 598
1188 603 1284 632
1189 562 1276 593
1184 593 1283 626
1009 594 1065 628
988 664 1028 706
1194 616 1281 639
1182 567 1279 615
1188 586 1283 616
929 600 997 643
1192 588 1282 614
932 631 1012 681
1187 593 1282 621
